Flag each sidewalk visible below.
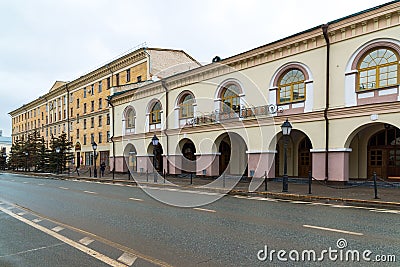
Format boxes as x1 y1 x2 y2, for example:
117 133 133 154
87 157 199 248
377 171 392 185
7 170 400 209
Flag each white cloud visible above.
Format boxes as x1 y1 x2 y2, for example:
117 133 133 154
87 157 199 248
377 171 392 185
0 0 392 136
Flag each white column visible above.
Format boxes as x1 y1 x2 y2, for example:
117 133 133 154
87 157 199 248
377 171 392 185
345 71 357 107
174 107 180 129
304 81 313 112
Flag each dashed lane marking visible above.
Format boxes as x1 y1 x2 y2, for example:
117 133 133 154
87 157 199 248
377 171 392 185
32 218 42 223
23 182 29 184
0 207 128 267
370 209 400 214
117 252 137 266
128 198 144 202
83 191 98 194
79 237 94 246
303 224 363 236
17 212 25 216
193 208 216 213
59 187 69 190
52 226 65 232
38 184 45 186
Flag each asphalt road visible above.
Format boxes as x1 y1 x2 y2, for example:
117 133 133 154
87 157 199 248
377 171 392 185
0 173 399 266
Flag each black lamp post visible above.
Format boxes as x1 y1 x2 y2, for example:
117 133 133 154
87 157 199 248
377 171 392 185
92 142 98 178
281 119 292 192
55 147 61 174
151 134 159 183
24 151 29 172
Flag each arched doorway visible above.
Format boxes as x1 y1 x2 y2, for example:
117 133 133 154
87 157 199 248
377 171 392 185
147 142 163 173
219 140 231 174
124 144 137 173
215 132 248 176
298 137 312 177
368 126 400 179
178 139 196 173
275 130 312 178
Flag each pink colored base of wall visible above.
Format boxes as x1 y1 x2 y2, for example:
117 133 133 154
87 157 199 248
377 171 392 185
247 153 275 178
312 152 350 181
111 152 350 181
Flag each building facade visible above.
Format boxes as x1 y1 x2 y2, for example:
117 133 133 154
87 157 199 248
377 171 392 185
110 1 400 181
9 47 200 171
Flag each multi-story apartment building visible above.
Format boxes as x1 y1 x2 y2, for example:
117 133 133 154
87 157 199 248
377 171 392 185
9 47 200 170
110 1 400 182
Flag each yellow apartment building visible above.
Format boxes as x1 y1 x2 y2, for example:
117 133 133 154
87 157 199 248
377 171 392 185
9 47 200 171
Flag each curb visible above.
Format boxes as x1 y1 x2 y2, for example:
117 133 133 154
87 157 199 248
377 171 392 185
3 172 400 210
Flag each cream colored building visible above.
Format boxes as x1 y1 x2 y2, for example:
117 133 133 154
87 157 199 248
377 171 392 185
110 2 400 182
9 47 200 171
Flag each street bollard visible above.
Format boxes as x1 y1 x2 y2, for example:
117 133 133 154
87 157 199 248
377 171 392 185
89 168 91 177
190 173 193 185
128 171 130 180
223 173 225 188
264 171 267 191
308 171 312 194
163 170 166 184
146 170 148 182
373 172 379 199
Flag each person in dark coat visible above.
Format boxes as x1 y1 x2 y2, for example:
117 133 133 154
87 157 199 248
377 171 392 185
100 162 106 177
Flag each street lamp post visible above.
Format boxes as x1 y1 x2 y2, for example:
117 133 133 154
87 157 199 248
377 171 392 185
24 151 29 172
55 147 61 174
92 142 98 178
151 134 159 183
281 119 292 192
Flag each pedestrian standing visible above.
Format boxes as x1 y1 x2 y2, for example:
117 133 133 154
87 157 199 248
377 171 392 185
100 162 106 177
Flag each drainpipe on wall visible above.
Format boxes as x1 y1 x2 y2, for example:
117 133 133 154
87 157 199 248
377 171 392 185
107 96 116 180
161 79 170 175
106 64 115 180
322 24 330 181
66 84 70 174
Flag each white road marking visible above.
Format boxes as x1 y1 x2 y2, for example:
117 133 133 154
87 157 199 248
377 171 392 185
129 197 144 202
0 243 65 258
23 182 29 184
140 186 222 196
59 187 69 190
193 208 216 213
303 224 363 236
370 209 400 214
83 191 98 194
6 207 14 210
79 237 95 246
290 201 311 204
0 207 128 267
11 180 15 182
17 212 25 216
0 202 4 205
38 184 45 186
32 218 42 223
117 252 137 266
52 226 65 232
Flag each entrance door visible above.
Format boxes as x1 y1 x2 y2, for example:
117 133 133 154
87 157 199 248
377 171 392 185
76 152 81 168
298 138 312 177
368 149 385 178
368 127 400 179
219 141 231 175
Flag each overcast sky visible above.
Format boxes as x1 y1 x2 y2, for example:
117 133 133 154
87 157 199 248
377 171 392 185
0 0 392 136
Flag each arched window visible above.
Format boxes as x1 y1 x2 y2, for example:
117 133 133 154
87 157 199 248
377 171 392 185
221 84 240 113
125 108 135 129
150 102 161 125
278 69 305 104
179 94 194 119
358 48 398 91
